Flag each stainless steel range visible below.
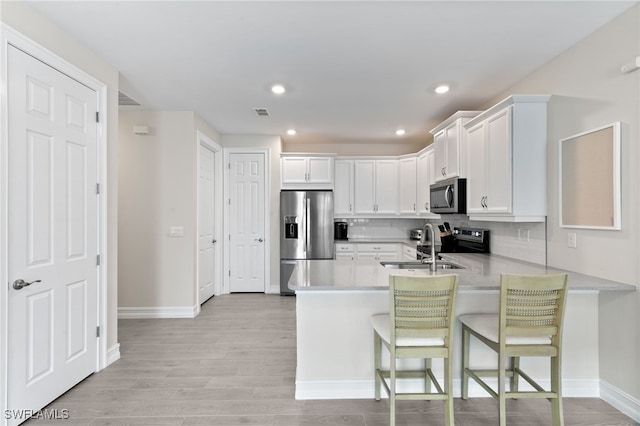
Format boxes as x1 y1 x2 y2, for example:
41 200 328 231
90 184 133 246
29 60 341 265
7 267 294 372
418 227 490 256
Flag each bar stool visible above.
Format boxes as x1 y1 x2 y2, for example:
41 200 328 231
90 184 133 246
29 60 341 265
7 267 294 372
371 274 459 426
459 273 569 426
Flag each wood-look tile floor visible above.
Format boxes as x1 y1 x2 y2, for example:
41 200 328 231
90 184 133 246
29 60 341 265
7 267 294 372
27 294 637 426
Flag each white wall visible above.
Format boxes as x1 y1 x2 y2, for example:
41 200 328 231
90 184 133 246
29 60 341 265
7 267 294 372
118 110 221 313
0 0 120 354
221 135 281 292
282 140 428 156
484 5 640 402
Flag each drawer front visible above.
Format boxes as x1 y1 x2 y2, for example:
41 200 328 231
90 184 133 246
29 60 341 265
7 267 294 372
403 246 417 257
357 243 397 253
335 243 355 252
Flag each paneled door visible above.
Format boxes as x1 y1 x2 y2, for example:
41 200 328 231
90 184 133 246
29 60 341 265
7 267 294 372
7 46 99 424
198 144 216 304
228 153 266 292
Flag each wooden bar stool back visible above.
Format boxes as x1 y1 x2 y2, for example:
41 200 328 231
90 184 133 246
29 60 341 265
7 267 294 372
459 273 569 426
371 274 459 426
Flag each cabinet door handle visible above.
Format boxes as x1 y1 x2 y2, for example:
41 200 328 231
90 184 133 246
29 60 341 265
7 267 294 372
413 203 416 211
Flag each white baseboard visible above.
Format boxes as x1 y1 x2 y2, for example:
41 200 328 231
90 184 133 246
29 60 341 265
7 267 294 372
106 343 120 366
600 379 640 423
118 305 198 319
295 378 600 400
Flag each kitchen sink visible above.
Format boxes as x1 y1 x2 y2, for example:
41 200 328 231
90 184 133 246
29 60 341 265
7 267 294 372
380 261 466 270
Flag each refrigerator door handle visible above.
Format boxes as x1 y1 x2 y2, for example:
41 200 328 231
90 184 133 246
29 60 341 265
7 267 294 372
305 196 310 255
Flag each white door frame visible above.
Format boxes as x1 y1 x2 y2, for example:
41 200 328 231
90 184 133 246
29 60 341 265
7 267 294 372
196 131 223 308
0 24 109 422
222 148 271 294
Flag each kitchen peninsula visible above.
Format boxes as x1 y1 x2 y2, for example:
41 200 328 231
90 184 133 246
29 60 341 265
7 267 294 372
289 255 636 400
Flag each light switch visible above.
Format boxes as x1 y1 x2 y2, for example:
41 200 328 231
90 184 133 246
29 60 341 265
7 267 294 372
170 226 184 237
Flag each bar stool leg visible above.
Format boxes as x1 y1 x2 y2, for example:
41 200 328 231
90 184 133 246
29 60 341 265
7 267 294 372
511 356 520 393
461 325 470 399
551 355 564 426
499 354 507 426
374 333 381 401
444 357 454 426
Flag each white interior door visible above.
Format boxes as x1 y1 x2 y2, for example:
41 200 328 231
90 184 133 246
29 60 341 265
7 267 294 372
198 144 216 304
7 46 98 424
228 153 266 292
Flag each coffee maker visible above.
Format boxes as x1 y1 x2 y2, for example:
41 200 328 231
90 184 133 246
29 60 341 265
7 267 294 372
334 222 348 240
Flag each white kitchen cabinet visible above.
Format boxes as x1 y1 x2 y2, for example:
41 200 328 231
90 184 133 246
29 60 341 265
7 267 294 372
355 243 399 261
334 159 354 216
398 156 417 215
431 111 481 182
402 245 418 260
335 243 355 260
281 154 335 189
464 95 550 222
353 159 398 215
416 147 436 215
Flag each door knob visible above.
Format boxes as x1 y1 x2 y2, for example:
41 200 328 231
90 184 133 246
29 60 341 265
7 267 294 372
12 279 41 290
255 238 264 242
212 239 217 244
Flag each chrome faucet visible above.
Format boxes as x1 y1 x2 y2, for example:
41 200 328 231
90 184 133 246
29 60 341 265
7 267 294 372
421 223 437 272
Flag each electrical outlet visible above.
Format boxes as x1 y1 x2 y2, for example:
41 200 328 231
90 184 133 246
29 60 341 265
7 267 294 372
567 232 577 248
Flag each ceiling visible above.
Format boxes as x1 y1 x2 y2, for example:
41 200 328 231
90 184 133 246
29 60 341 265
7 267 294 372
25 1 635 147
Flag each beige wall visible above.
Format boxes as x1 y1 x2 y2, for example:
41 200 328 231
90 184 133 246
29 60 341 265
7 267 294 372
1 1 120 352
221 135 282 292
485 5 640 400
119 110 221 310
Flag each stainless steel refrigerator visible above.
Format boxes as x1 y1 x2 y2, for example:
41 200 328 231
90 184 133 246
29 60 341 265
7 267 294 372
280 190 334 295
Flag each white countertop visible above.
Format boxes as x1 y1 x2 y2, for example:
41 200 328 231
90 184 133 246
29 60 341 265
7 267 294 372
288 254 637 292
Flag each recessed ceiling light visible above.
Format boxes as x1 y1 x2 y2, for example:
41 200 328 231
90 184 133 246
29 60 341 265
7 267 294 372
271 84 286 95
434 84 450 94
395 129 406 136
287 129 297 136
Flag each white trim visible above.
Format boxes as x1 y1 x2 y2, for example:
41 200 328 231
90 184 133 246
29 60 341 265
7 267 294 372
223 148 271 294
106 344 121 367
0 23 109 424
196 131 224 306
600 379 640 423
118 306 199 319
295 378 601 400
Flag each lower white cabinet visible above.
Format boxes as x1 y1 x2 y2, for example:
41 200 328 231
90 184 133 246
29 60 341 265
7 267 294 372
335 243 400 261
335 243 356 260
355 243 399 261
402 246 417 261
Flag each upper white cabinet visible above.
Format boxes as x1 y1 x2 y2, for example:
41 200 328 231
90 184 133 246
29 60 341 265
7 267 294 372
354 159 398 215
398 156 417 214
430 111 481 182
334 159 354 216
416 146 436 215
281 154 335 189
464 95 551 222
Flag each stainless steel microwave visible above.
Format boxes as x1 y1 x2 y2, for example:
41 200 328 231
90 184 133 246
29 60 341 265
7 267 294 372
430 178 467 214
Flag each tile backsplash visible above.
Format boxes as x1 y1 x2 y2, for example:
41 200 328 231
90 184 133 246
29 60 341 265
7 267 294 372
336 216 547 265
335 218 425 240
